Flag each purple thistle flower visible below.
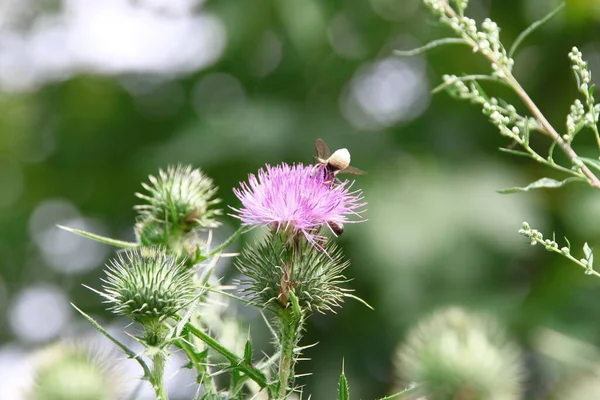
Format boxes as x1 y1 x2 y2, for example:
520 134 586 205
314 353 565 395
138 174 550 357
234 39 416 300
230 163 367 245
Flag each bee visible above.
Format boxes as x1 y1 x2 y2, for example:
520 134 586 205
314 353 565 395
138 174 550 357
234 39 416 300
327 221 344 236
313 138 366 186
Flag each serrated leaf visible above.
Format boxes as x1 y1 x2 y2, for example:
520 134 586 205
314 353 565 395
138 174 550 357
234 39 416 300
580 157 600 173
58 225 139 248
497 177 582 194
244 340 253 365
338 368 350 400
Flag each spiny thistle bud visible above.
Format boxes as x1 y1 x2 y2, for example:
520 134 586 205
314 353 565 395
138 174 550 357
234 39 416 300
134 165 222 245
27 341 124 400
98 248 197 324
394 307 524 400
235 232 352 313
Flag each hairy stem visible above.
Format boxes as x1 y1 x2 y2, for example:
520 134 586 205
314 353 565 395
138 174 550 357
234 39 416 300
150 352 169 400
276 307 298 399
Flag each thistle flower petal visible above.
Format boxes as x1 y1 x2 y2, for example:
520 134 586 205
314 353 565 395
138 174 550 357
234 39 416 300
229 163 366 245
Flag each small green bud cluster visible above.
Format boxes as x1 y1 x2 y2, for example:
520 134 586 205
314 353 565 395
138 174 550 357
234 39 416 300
424 0 513 73
569 47 592 94
423 0 446 14
518 221 546 247
568 47 600 145
442 75 539 143
566 99 585 140
519 222 597 276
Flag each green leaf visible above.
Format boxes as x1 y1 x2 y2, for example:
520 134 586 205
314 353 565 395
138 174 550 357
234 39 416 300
580 157 600 173
498 147 532 158
57 225 139 248
394 38 468 57
289 291 302 324
71 303 151 378
378 385 421 400
589 84 596 98
338 362 350 400
497 177 582 194
244 340 253 365
508 2 565 59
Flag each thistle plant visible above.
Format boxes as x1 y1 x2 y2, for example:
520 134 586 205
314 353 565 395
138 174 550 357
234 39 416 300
27 341 125 400
59 146 375 399
394 307 524 400
397 0 600 277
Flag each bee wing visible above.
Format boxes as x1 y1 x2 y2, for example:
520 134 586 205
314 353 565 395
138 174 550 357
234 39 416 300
341 165 367 175
314 138 331 159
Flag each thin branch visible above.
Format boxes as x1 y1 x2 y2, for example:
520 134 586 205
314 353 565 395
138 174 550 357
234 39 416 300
394 38 468 56
509 3 565 59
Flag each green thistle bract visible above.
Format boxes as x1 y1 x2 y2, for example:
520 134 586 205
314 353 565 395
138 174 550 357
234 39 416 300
134 165 222 245
395 307 523 400
99 248 197 323
235 232 352 314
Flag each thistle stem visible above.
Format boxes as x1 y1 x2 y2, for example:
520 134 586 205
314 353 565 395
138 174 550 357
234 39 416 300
276 307 297 399
150 352 169 400
183 322 271 394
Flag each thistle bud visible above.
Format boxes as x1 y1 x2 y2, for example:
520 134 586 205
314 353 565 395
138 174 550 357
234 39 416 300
235 232 351 314
27 342 124 400
134 165 222 245
394 307 523 400
99 248 197 324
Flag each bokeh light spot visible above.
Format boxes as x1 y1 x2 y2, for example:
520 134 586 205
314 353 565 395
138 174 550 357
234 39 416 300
341 57 429 130
9 285 70 343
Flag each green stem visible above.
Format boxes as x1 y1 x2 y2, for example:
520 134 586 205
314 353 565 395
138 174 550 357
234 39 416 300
150 352 169 400
275 293 303 400
184 322 271 395
276 308 296 399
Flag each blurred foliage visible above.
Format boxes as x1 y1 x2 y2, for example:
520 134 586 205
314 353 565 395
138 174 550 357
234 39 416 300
1 0 600 399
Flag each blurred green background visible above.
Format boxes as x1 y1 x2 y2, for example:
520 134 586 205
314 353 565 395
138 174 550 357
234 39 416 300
1 0 600 398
